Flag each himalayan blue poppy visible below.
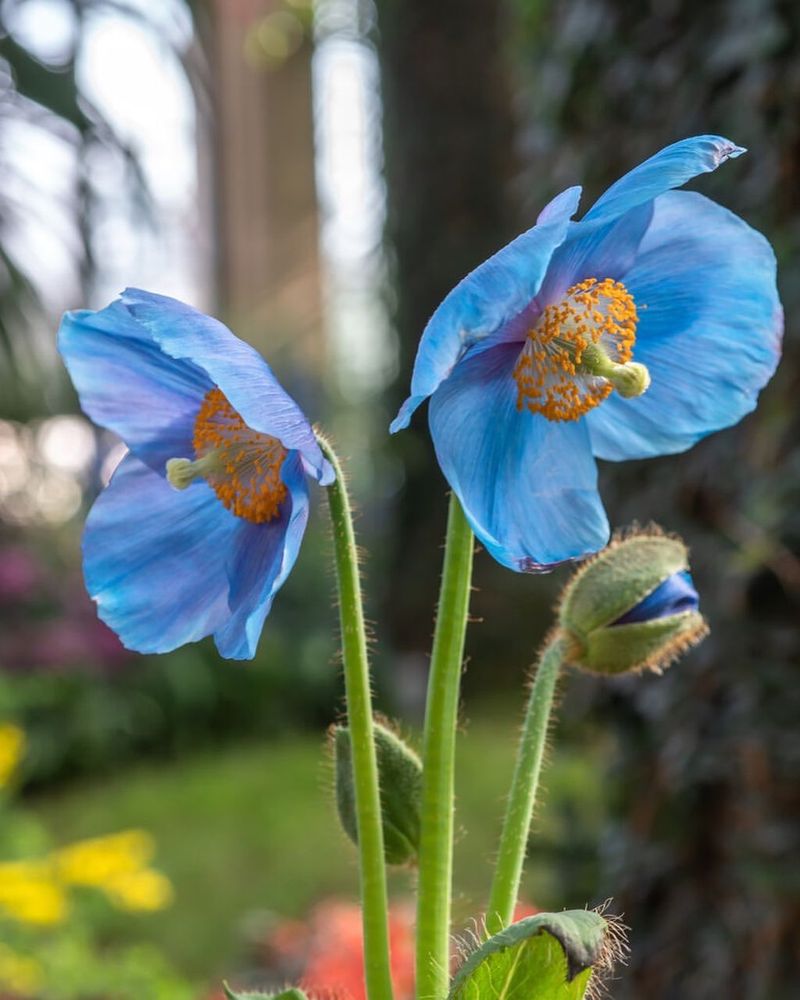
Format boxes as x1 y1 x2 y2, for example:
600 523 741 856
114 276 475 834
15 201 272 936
391 136 782 571
58 289 333 660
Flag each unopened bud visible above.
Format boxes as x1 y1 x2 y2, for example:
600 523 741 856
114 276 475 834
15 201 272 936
558 528 708 674
334 721 422 865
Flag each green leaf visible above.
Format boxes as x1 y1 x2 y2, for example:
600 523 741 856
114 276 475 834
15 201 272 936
449 910 609 1000
223 986 308 1000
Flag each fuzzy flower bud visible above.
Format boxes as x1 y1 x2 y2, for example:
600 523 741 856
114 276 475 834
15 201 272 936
333 721 422 866
557 528 709 675
224 987 308 1000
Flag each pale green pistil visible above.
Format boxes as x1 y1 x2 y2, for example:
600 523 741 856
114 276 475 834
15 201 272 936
166 451 223 491
580 342 651 399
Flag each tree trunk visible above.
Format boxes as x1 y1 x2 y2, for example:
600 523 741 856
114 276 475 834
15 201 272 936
376 0 519 657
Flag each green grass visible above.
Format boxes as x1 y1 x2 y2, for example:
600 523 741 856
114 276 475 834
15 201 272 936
29 717 606 980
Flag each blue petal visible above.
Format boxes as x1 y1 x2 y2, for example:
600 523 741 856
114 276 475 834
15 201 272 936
586 191 782 460
584 135 745 223
83 453 241 654
537 202 654 307
213 453 310 660
428 343 609 570
390 186 581 432
58 302 212 471
119 289 333 485
612 570 699 626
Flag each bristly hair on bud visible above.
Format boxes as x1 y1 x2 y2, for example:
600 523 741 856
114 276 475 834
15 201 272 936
584 902 630 1000
332 719 422 866
557 525 709 676
223 985 309 1000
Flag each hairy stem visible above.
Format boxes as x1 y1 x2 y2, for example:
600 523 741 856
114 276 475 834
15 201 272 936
486 634 565 935
416 494 475 1000
320 437 394 1000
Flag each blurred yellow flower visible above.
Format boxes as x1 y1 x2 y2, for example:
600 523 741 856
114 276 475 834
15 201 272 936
55 829 155 886
0 861 67 926
0 723 25 789
0 944 43 996
0 829 173 928
103 868 174 912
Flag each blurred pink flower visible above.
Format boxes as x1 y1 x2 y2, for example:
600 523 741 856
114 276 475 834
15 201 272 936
0 545 41 603
0 541 129 672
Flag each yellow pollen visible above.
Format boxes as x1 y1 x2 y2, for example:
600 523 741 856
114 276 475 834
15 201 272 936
189 388 288 524
513 277 640 422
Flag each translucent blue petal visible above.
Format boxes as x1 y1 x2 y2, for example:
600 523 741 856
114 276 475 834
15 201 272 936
390 186 581 432
584 135 745 223
537 202 654 307
214 453 310 660
119 289 334 485
58 303 212 471
612 570 699 625
428 343 609 570
465 203 655 358
586 191 782 460
83 453 241 654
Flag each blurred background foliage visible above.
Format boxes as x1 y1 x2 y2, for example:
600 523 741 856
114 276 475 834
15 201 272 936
0 0 798 997
0 0 159 419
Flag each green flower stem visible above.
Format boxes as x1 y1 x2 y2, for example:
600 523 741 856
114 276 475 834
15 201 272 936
319 438 394 1000
416 494 475 1000
486 634 565 936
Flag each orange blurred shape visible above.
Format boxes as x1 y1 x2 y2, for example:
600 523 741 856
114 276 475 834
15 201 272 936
512 901 540 922
267 900 414 1000
267 897 538 1000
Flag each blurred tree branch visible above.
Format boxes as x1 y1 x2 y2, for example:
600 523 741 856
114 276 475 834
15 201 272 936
0 0 196 418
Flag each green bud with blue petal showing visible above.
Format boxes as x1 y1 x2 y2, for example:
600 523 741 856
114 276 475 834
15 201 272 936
333 721 422 866
558 528 709 675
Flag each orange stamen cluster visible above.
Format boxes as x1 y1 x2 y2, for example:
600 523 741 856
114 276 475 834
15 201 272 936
193 388 288 523
513 277 638 421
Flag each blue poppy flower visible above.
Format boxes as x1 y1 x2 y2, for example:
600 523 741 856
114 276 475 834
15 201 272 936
58 289 334 660
391 136 783 571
